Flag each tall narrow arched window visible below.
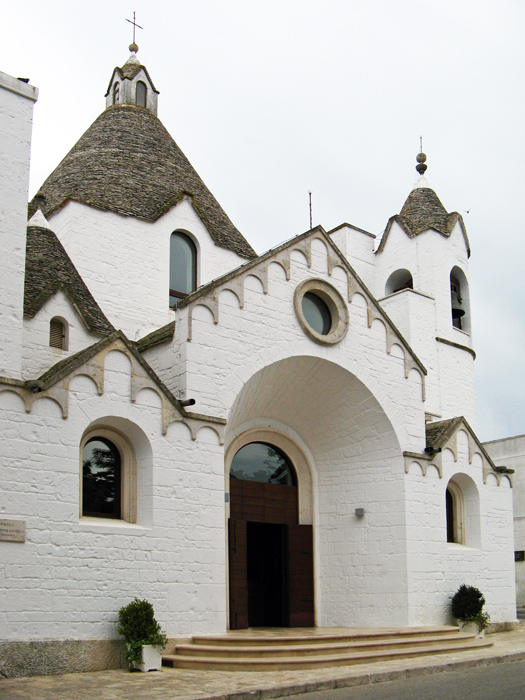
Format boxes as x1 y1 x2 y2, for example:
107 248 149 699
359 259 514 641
446 479 466 545
49 317 68 350
113 82 120 105
450 267 471 334
169 232 197 306
136 81 147 107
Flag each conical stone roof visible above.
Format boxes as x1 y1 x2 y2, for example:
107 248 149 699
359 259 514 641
398 187 451 237
28 104 257 259
377 181 470 256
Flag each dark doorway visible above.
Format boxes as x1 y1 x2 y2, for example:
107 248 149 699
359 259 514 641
228 441 314 630
247 522 287 627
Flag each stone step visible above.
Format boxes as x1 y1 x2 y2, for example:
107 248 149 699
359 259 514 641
163 638 493 672
174 633 481 659
191 625 459 647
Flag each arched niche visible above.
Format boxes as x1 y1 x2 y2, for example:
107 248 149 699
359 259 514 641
446 472 480 548
385 269 413 296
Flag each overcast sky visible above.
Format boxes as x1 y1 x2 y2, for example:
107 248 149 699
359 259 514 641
3 1 524 442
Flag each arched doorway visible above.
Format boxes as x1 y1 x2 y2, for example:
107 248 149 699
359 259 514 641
228 441 314 629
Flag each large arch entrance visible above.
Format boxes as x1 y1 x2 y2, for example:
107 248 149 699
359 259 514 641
226 356 406 629
228 441 314 629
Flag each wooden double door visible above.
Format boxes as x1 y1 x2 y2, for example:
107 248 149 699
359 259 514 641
229 479 314 629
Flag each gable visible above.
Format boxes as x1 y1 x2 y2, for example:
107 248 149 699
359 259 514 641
404 416 513 485
0 330 225 442
176 225 426 384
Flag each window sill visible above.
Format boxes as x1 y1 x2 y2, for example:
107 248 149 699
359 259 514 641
452 326 470 338
447 542 480 552
77 517 151 533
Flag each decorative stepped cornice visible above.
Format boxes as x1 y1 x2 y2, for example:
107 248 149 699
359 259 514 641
0 331 225 443
403 416 512 485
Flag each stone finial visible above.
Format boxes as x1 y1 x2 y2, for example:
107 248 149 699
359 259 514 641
416 152 427 175
129 42 139 54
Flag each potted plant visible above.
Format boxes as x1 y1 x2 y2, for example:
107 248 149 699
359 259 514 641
117 598 168 671
451 584 490 638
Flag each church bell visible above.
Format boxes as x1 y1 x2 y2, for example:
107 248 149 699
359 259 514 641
451 287 465 318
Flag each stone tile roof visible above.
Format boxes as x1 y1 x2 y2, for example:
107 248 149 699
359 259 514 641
425 417 513 475
28 105 257 260
425 417 461 451
377 187 470 256
24 225 114 336
135 321 175 352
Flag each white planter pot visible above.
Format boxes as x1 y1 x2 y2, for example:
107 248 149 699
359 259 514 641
132 644 162 672
458 620 485 638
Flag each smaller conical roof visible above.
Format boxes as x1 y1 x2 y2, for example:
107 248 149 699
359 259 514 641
377 174 470 256
398 183 451 237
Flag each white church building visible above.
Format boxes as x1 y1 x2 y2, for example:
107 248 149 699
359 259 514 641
0 46 517 675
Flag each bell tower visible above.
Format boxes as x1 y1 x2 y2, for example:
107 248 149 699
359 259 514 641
105 43 159 115
376 153 476 427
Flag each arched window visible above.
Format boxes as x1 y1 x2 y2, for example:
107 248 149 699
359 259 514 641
82 437 121 519
113 82 120 105
385 269 413 296
80 428 137 522
230 442 296 485
169 232 197 306
450 267 471 333
49 317 68 350
136 81 147 107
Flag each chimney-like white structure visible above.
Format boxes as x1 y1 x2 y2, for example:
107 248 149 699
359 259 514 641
0 72 38 379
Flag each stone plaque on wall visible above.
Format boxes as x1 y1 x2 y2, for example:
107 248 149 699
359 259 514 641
0 519 26 542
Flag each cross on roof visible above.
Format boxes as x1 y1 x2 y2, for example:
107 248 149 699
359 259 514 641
126 11 143 46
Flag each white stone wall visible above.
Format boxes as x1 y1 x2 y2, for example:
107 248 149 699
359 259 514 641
484 434 525 606
22 290 101 380
0 73 38 379
328 225 377 292
48 198 248 342
0 348 227 642
405 429 516 625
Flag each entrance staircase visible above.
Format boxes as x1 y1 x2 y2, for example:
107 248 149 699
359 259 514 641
162 626 492 671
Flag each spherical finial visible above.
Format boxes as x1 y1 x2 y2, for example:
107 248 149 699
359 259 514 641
129 42 139 53
416 152 427 175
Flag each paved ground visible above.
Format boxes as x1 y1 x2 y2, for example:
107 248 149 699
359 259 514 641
1 626 525 700
270 659 525 700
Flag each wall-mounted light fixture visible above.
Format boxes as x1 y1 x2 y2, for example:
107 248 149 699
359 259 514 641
355 508 365 517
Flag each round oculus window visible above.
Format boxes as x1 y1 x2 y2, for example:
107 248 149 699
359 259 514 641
294 278 349 345
302 292 332 335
